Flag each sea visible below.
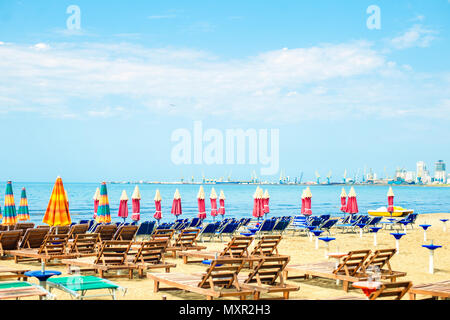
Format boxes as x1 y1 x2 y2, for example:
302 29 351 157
3 182 450 225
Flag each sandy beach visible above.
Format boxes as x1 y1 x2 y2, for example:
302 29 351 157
1 213 448 300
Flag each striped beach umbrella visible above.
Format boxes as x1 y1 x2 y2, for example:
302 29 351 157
171 189 182 220
154 189 162 222
197 186 206 220
387 186 395 214
118 190 129 222
131 185 141 222
303 187 312 216
2 181 17 226
218 190 226 219
345 187 359 215
210 188 218 221
95 182 111 224
340 188 347 213
17 187 30 221
263 189 270 218
93 187 100 219
42 176 71 227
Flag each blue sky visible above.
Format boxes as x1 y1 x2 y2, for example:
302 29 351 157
0 0 449 182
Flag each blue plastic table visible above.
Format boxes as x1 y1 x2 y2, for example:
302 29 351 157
422 244 442 274
419 224 431 241
311 230 324 249
318 237 336 258
24 270 61 300
370 227 382 246
390 233 405 253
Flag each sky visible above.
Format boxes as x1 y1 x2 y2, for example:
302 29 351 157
0 0 449 183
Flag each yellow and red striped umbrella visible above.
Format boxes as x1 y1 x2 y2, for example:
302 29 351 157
2 181 17 226
42 176 71 226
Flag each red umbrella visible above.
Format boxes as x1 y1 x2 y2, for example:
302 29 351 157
218 190 226 219
387 187 394 213
131 186 141 222
340 188 347 212
153 189 162 222
345 187 359 215
301 189 306 215
118 190 129 222
197 186 206 220
263 189 270 218
171 189 182 220
252 187 264 220
93 187 100 219
210 188 218 220
303 187 312 216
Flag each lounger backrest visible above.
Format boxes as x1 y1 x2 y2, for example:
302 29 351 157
49 225 71 235
19 228 49 249
369 281 412 300
334 250 371 276
13 223 35 232
221 236 253 258
200 223 218 234
0 230 22 251
320 218 339 229
68 224 89 239
69 233 100 254
113 225 139 241
173 228 200 248
250 235 282 256
95 240 132 265
244 255 290 285
362 248 396 273
94 224 118 241
132 239 168 264
38 233 69 255
151 229 175 245
198 258 246 289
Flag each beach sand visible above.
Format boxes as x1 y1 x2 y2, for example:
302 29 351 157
1 213 448 300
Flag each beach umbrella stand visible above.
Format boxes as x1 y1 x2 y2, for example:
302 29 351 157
440 219 448 232
422 241 442 274
370 227 381 246
390 233 405 254
419 224 431 242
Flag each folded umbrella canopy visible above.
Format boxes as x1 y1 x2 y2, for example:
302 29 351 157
2 181 17 226
345 186 359 215
263 189 270 218
171 189 182 220
252 186 264 220
93 187 100 219
17 187 30 221
95 182 111 224
387 186 395 214
154 189 162 222
301 189 306 215
218 190 226 219
303 187 312 216
197 186 206 220
42 176 71 227
118 190 129 222
340 188 347 213
131 185 141 222
210 188 218 221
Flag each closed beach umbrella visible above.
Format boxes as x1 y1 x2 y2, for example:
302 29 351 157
340 188 347 213
171 189 182 220
345 187 359 215
131 185 141 222
387 187 395 214
2 181 17 226
118 190 129 222
42 176 71 227
252 187 264 220
258 187 265 218
93 187 100 219
263 189 270 218
197 186 206 220
210 188 218 220
301 189 306 215
154 189 162 222
18 187 30 221
303 187 312 216
95 182 111 224
218 190 226 219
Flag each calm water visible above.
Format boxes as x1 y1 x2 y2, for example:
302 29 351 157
3 182 450 225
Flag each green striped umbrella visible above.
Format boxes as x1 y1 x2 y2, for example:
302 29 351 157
95 182 111 223
2 181 17 226
18 187 30 221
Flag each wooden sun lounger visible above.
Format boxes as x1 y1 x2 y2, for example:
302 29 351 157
409 280 450 300
284 249 372 292
0 266 31 281
0 230 22 257
239 256 299 300
93 224 118 241
165 228 207 258
67 233 100 257
16 228 49 249
147 258 254 300
61 240 134 279
151 229 175 243
113 225 139 241
67 224 90 239
127 240 176 277
0 281 55 300
362 248 407 282
50 225 71 234
9 233 76 265
247 235 282 268
334 281 413 300
178 236 254 264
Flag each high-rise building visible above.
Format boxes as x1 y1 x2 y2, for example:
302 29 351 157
416 161 429 184
435 160 446 183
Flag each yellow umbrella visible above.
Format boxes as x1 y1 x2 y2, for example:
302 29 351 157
42 176 71 227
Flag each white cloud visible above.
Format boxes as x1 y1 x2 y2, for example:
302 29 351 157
390 24 437 49
148 15 176 20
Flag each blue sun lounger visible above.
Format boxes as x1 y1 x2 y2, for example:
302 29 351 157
47 275 127 300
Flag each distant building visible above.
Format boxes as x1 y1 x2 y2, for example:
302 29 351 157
416 161 431 184
435 160 447 183
405 171 416 183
